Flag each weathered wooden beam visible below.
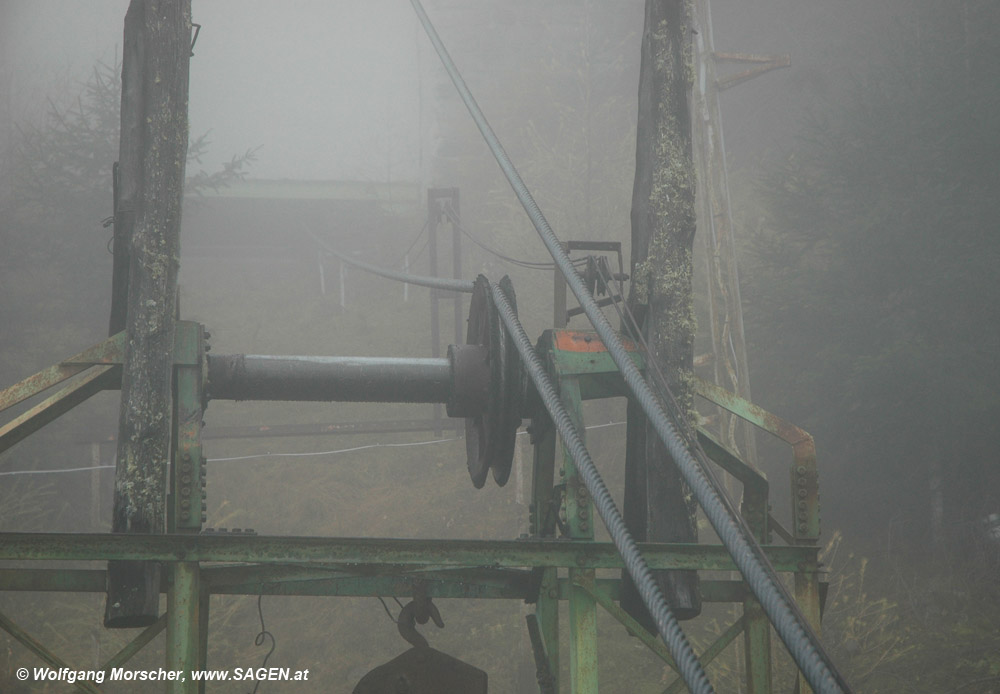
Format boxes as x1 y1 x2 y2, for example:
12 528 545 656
105 0 192 629
622 0 702 630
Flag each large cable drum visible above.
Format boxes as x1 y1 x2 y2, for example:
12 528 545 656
462 275 522 487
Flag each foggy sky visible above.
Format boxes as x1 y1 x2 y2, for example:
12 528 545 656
2 0 898 182
2 0 424 181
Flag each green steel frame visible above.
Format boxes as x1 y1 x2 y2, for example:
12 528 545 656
0 323 824 693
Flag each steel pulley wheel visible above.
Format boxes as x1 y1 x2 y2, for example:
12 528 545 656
464 275 522 488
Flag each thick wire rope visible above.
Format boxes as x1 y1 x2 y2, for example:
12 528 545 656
593 206 846 692
441 202 588 271
490 283 715 694
393 217 431 270
410 2 851 691
306 228 474 294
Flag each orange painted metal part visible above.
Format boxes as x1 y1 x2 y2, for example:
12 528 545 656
552 330 636 353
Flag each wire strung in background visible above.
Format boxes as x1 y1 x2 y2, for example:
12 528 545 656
441 202 588 271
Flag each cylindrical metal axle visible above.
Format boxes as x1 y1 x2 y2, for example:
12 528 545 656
208 354 453 404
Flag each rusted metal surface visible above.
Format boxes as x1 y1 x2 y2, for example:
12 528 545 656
713 52 791 91
102 614 168 672
0 365 118 454
0 332 124 414
552 330 636 354
574 573 678 671
0 610 103 694
0 533 817 572
165 562 200 694
696 427 769 541
693 377 820 542
171 322 205 532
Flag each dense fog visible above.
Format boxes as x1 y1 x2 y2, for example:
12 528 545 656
2 1 998 692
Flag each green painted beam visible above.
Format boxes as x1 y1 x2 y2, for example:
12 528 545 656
0 609 103 694
101 614 167 671
0 533 817 572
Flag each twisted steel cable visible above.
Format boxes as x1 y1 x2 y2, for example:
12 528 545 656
491 282 714 694
411 2 851 691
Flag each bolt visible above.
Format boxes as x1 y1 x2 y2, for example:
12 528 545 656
798 489 807 498
180 486 190 497
180 499 191 509
798 500 807 509
578 508 589 520
580 520 589 532
797 466 806 475
798 523 807 532
548 589 558 599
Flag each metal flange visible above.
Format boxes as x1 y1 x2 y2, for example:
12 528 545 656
463 275 522 488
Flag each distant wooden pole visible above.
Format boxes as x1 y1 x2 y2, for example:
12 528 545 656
621 0 702 629
105 0 191 629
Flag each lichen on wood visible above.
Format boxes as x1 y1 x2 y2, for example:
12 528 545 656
621 0 702 627
106 0 192 629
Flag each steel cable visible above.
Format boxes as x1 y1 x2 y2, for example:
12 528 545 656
411 2 851 691
306 228 474 294
490 283 714 694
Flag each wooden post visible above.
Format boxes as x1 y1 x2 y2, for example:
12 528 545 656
105 0 192 628
621 0 702 629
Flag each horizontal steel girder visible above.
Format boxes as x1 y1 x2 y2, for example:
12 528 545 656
0 533 817 572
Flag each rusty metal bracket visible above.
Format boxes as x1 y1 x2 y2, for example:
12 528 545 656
693 377 819 542
0 331 124 415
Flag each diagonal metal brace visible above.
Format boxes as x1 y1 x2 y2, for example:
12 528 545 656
0 332 124 414
712 51 791 91
0 365 119 454
100 613 168 673
0 609 104 694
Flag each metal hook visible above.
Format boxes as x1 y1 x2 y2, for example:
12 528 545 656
396 586 444 649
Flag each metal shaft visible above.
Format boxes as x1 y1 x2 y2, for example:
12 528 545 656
207 355 452 404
